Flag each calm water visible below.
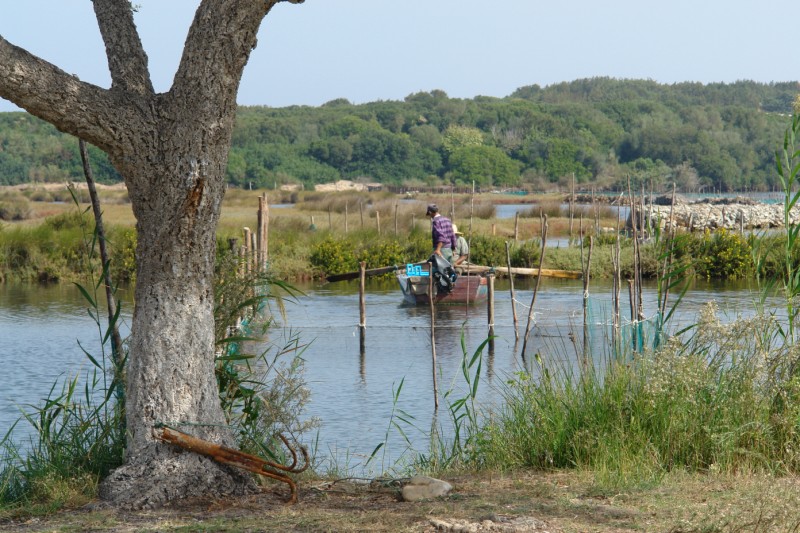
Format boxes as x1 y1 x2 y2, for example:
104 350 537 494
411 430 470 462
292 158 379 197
0 277 777 474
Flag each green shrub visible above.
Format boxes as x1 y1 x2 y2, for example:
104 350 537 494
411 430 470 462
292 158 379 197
44 211 88 231
690 229 752 279
404 230 431 262
26 189 54 202
0 197 31 221
109 227 137 285
510 239 541 268
357 240 405 269
469 234 507 266
309 237 357 274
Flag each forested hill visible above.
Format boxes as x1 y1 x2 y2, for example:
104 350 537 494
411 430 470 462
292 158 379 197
1 78 798 193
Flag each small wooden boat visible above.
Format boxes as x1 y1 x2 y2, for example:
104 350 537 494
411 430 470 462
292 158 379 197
396 265 487 305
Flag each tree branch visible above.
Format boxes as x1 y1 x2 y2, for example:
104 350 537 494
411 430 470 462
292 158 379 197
170 0 302 118
0 35 143 154
92 0 154 95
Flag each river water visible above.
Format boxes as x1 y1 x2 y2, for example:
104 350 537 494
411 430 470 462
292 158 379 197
0 276 779 475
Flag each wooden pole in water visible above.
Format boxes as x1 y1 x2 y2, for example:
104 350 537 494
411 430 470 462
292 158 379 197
487 273 495 338
238 233 246 279
257 193 269 270
521 215 548 360
613 202 622 352
582 236 594 367
428 261 439 410
660 183 677 319
250 231 257 275
505 241 519 340
627 178 642 323
243 227 252 276
514 212 520 242
569 172 575 244
628 278 637 352
359 261 367 348
469 181 475 240
539 208 544 236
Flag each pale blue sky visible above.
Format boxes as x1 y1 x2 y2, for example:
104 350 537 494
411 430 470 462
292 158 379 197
0 0 796 113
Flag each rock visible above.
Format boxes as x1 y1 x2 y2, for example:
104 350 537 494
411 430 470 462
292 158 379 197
428 515 558 532
638 202 800 231
402 475 453 501
652 193 688 206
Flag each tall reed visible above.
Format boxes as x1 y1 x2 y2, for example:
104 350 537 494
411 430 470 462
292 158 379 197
0 192 126 514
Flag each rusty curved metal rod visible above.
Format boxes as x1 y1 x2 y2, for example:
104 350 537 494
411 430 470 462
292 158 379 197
153 426 309 504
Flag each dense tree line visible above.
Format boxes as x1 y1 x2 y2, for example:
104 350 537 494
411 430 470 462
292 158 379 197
0 78 797 193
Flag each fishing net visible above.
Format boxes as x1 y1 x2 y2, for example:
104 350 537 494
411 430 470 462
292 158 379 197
583 295 662 362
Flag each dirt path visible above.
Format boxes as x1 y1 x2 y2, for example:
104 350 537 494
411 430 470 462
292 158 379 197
4 471 800 532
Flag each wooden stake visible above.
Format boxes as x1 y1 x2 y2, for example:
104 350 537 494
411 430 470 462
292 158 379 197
359 261 367 338
261 193 269 264
521 215 548 360
582 236 594 365
628 279 637 353
514 212 520 242
569 172 575 244
250 231 257 275
243 227 252 276
505 241 519 340
428 262 439 410
613 202 622 352
487 273 495 338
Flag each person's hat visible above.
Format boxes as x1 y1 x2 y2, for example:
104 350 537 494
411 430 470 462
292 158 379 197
426 203 438 215
452 224 463 235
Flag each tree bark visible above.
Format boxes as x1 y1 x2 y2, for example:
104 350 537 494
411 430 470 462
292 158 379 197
0 0 304 509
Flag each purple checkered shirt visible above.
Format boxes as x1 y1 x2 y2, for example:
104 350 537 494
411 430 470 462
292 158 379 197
431 215 456 250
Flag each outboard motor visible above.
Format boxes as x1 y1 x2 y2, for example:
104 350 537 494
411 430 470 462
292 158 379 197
428 254 458 295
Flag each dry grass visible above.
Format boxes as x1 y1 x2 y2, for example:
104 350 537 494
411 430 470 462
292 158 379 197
1 186 621 243
3 470 799 532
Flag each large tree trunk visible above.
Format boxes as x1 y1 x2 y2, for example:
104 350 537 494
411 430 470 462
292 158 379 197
98 111 257 507
0 0 306 509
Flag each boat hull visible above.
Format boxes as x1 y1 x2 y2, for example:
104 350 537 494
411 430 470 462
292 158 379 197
396 271 487 305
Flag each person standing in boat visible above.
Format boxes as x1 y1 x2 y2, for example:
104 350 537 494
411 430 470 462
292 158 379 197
452 224 469 273
426 203 456 264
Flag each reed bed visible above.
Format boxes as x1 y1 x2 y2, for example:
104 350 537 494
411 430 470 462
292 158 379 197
435 305 800 491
